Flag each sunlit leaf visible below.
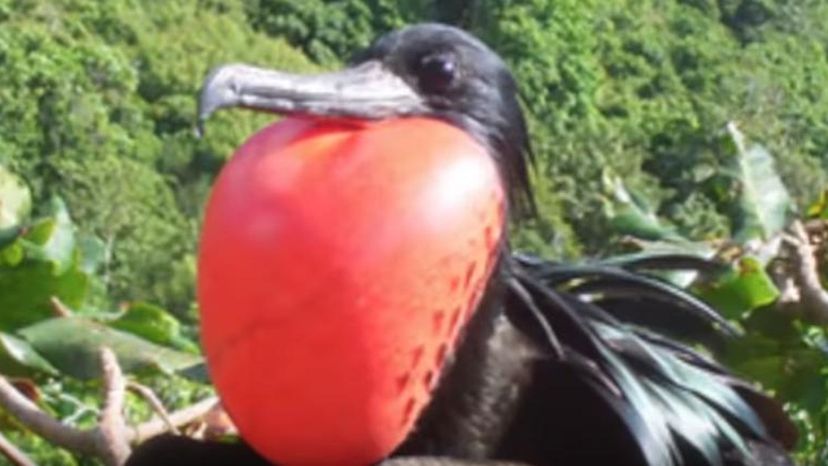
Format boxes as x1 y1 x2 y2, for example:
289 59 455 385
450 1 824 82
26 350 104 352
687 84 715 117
0 166 31 229
0 240 24 267
20 198 76 274
109 302 198 352
695 256 779 319
722 123 793 243
0 262 89 330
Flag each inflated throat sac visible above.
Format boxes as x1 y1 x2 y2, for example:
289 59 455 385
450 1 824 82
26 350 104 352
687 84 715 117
198 117 506 465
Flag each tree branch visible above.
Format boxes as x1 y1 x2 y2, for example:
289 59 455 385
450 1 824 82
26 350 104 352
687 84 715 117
48 297 72 317
0 375 98 457
95 348 131 466
0 430 36 466
127 382 179 435
127 396 218 444
0 345 220 465
781 220 828 323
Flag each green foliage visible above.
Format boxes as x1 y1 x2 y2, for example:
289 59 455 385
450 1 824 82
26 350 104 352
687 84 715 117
0 182 206 463
721 311 828 464
4 0 827 309
602 171 685 243
0 183 201 375
109 301 199 353
2 0 828 462
244 0 429 65
719 123 794 242
604 130 828 464
0 332 58 378
697 256 779 319
0 0 316 317
0 198 90 330
456 0 828 255
18 317 201 380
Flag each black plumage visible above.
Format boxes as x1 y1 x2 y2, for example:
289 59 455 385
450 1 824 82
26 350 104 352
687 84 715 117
129 23 796 466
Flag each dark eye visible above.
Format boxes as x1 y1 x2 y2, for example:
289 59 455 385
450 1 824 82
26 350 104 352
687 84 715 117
417 55 457 93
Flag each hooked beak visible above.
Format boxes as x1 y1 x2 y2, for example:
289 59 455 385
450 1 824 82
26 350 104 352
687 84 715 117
197 61 427 134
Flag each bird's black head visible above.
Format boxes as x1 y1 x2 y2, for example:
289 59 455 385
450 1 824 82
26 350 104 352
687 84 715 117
199 23 534 217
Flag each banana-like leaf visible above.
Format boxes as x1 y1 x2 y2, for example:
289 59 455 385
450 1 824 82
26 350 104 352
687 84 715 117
0 332 58 377
723 123 793 243
17 317 201 380
602 172 685 242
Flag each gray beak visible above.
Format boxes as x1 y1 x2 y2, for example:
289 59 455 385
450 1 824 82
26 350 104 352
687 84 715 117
197 61 426 134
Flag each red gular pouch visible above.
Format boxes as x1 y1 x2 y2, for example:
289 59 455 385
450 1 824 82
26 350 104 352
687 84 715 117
198 116 506 465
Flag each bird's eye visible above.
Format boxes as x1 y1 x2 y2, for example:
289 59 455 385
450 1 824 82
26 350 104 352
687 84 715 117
417 55 457 93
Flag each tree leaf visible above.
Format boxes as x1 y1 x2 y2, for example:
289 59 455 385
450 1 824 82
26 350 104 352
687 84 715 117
0 261 89 330
0 226 23 251
601 171 685 242
178 362 211 384
0 166 31 229
109 302 197 352
0 240 24 267
20 198 76 274
0 332 58 377
724 332 828 416
695 256 779 319
17 317 201 380
723 123 793 243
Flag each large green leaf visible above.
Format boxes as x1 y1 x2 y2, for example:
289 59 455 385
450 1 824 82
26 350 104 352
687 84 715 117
723 123 793 243
109 302 198 352
696 256 780 319
0 227 22 252
601 172 685 242
0 197 92 330
20 198 76 274
0 261 89 330
723 332 828 416
17 317 201 380
0 166 31 230
178 362 211 384
0 332 58 377
0 238 24 267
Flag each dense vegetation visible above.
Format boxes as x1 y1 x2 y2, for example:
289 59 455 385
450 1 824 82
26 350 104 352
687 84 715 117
1 0 828 463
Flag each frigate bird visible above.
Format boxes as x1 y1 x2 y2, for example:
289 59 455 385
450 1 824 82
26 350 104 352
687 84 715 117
127 23 796 466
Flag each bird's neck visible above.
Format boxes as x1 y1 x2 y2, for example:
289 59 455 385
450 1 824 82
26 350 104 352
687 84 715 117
394 258 538 460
